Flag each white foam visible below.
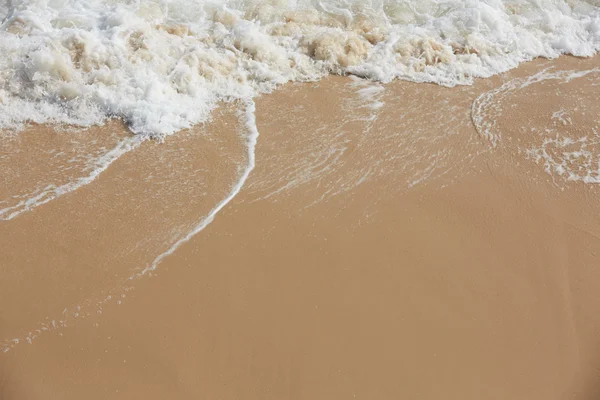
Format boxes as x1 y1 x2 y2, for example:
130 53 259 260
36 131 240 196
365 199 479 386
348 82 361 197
0 135 143 220
472 67 600 184
472 68 600 145
0 0 598 136
140 98 259 274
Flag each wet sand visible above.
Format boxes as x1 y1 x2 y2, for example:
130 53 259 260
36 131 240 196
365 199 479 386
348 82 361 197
2 56 600 399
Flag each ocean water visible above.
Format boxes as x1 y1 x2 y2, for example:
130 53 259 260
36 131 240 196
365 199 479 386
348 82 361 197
0 0 598 136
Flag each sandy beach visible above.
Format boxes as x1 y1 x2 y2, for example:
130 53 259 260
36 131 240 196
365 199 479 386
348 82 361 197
2 55 600 399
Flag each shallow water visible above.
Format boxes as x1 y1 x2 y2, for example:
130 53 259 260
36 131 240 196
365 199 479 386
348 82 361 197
473 66 600 185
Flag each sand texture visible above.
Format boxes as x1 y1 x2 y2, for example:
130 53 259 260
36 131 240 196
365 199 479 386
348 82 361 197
2 56 600 399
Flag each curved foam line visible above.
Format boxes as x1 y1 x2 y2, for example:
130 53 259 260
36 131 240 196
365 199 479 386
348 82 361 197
471 68 600 146
140 98 259 275
0 135 144 221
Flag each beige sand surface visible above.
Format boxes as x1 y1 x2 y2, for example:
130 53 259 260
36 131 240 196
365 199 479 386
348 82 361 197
2 56 600 399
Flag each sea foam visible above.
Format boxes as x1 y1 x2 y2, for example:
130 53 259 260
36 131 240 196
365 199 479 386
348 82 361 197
0 0 598 136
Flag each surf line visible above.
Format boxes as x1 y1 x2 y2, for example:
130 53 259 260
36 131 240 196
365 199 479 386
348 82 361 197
0 135 144 221
139 98 260 275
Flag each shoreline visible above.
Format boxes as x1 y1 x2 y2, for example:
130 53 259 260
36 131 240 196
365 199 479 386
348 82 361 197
2 55 600 399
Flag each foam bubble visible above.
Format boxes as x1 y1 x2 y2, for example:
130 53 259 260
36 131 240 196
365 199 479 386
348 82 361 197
472 67 600 184
0 0 598 135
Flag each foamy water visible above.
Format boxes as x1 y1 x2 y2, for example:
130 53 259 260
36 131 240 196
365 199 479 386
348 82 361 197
472 67 600 184
1 0 599 135
0 134 142 220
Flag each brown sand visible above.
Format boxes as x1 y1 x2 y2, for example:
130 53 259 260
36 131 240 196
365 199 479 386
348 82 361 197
2 56 600 399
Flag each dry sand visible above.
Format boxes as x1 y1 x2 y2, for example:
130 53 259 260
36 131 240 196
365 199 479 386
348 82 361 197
1 56 600 399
